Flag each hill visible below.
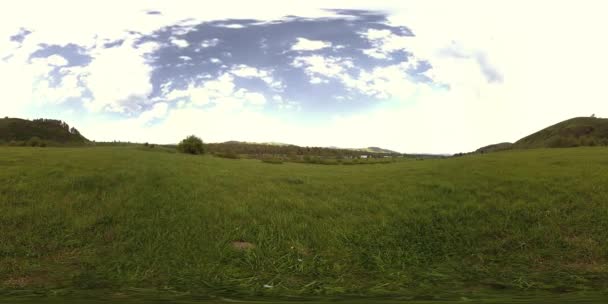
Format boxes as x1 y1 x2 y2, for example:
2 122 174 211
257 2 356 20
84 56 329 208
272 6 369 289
0 117 88 145
353 146 399 154
514 116 608 148
476 142 513 153
1 146 607 301
475 116 608 153
206 141 401 158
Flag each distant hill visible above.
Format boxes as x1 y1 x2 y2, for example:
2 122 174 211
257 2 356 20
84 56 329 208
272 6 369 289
474 116 608 153
476 142 513 153
206 141 401 158
219 141 399 154
0 117 88 145
356 146 399 154
223 140 292 146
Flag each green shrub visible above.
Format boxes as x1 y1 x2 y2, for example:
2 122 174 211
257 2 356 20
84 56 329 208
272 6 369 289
261 157 283 164
177 135 204 155
342 159 355 165
547 136 579 148
580 136 597 146
215 152 240 159
27 137 42 147
319 159 339 165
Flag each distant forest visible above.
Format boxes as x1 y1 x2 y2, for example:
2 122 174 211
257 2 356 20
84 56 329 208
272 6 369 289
203 142 400 158
0 117 87 146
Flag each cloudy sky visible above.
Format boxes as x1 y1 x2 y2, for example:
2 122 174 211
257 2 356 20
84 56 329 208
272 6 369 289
2 1 607 153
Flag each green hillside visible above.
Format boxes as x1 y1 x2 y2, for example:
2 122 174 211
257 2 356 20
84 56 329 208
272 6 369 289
475 116 608 153
0 118 88 145
514 116 608 148
1 146 607 301
476 142 513 153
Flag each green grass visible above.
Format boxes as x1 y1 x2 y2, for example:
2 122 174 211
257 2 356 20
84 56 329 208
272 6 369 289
1 146 608 301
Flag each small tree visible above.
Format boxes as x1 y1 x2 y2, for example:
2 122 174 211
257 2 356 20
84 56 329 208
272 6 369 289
177 135 204 154
27 136 42 147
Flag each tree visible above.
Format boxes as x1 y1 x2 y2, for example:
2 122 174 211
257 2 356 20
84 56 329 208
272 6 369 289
69 127 81 135
177 135 205 155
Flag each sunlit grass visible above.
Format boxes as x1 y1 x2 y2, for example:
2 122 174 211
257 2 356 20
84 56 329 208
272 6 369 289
1 146 607 300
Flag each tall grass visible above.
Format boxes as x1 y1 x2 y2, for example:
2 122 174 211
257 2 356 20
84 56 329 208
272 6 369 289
1 146 607 300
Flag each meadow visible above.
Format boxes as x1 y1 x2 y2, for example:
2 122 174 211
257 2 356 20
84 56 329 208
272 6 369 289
1 146 608 302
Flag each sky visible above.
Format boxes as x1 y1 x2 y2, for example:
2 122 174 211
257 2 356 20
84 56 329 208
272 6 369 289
1 1 607 154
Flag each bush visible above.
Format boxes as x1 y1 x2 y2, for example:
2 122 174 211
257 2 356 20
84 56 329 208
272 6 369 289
27 136 42 147
547 136 579 148
215 152 240 159
261 157 283 164
177 135 205 155
319 159 339 165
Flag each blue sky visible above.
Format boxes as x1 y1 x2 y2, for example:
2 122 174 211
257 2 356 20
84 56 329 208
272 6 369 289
1 1 607 153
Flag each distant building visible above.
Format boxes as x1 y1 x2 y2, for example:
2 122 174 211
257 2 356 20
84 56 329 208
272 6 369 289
360 155 368 159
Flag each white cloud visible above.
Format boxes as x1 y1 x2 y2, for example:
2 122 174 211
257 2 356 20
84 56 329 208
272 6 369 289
82 39 158 112
170 38 189 48
32 72 86 105
309 77 326 84
291 37 332 51
273 96 300 110
293 54 422 100
292 55 352 80
138 102 169 123
45 54 69 66
244 92 266 105
361 29 410 59
230 65 269 78
201 38 220 48
344 63 423 100
165 73 268 109
229 64 282 90
217 23 246 29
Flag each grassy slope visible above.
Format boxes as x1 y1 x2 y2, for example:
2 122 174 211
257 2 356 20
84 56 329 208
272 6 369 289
1 146 608 299
476 142 514 153
514 117 608 148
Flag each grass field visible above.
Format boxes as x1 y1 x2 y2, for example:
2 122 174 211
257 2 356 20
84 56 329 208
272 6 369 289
1 146 608 301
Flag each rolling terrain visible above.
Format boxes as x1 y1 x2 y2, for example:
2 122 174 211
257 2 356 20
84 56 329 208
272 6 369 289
475 116 608 153
1 145 607 301
514 116 608 148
